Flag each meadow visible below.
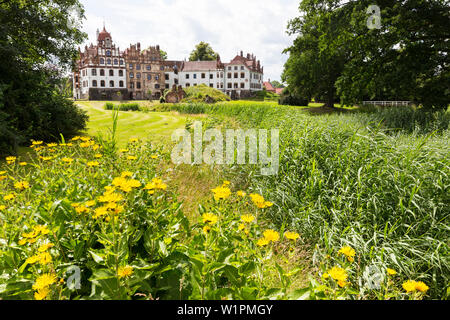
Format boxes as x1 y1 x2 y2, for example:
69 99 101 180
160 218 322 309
0 100 448 300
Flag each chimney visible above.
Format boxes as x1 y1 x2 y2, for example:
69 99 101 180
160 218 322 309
247 53 250 59
96 28 99 39
240 50 243 57
137 42 141 51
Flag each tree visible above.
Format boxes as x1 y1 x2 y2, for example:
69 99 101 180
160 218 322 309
270 80 285 89
189 42 218 61
0 0 88 154
160 49 167 60
283 0 450 110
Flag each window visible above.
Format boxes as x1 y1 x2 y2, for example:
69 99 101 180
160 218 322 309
174 79 178 85
120 60 124 65
130 82 134 89
155 75 159 81
100 69 105 76
234 66 238 70
210 74 213 80
241 73 245 78
114 59 118 65
106 50 111 57
107 59 111 65
92 80 97 87
119 70 123 77
155 84 160 89
201 73 206 79
227 83 232 89
193 74 197 79
227 73 231 79
234 73 238 78
165 84 169 89
119 81 124 87
241 83 245 89
160 66 164 70
220 72 223 78
137 82 141 89
129 72 134 78
136 73 141 79
146 65 151 71
241 66 244 70
193 84 197 86
110 81 114 87
129 64 133 70
217 83 220 88
209 84 214 88
136 64 141 70
100 58 105 64
186 83 190 87
165 74 169 80
109 70 114 76
186 74 190 79
147 74 152 80
91 69 97 76
221 83 223 89
234 83 238 89
100 80 105 87
228 67 231 71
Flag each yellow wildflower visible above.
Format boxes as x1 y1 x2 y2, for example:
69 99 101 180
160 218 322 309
121 171 133 178
117 266 133 278
403 280 417 293
19 162 28 166
415 281 429 293
263 229 280 242
327 266 348 283
34 287 50 300
98 192 123 203
85 200 96 207
211 186 231 201
62 158 74 164
47 143 58 148
127 155 137 161
3 193 15 201
119 149 129 153
95 154 103 159
202 213 218 225
386 268 397 276
285 231 300 241
241 215 255 224
236 191 247 197
33 225 50 235
75 206 89 214
129 138 139 143
32 273 57 291
31 141 44 147
144 178 167 192
203 225 211 234
6 156 16 164
338 246 356 262
14 181 30 191
38 243 54 252
0 205 6 211
257 238 270 247
87 161 99 167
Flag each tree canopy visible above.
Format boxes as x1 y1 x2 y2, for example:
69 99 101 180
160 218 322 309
160 49 168 60
0 0 88 154
283 0 450 110
189 42 218 61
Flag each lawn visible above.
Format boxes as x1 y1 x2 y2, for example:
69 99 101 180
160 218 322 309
75 101 190 147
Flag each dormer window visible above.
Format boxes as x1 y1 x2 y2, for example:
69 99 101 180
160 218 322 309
106 50 111 57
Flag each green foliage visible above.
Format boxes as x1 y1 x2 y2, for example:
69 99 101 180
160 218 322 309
270 80 284 89
0 0 88 154
181 84 230 103
284 0 450 110
104 103 140 112
159 50 168 61
278 88 309 106
189 42 219 61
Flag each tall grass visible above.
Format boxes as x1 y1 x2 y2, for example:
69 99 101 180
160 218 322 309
170 102 450 298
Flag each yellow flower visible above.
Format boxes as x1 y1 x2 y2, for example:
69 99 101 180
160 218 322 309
87 161 100 167
18 238 27 245
112 176 142 193
238 223 246 231
80 141 94 148
337 280 348 288
14 181 30 191
38 243 54 252
6 156 16 164
31 141 44 147
121 171 133 178
127 155 137 161
236 191 246 197
129 138 139 143
119 148 129 153
3 193 15 201
402 280 417 293
26 254 42 264
386 268 397 276
98 192 123 203
211 186 231 201
263 229 280 242
322 273 330 279
0 175 7 182
85 200 96 207
34 287 50 300
117 266 133 278
40 156 54 161
249 193 272 209
0 205 6 211
33 225 50 235
338 246 356 262
71 136 81 141
202 213 218 225
75 206 89 214
80 136 91 142
241 214 255 224
151 155 159 159
144 178 167 192
415 281 429 293
327 266 348 283
95 154 103 159
257 238 270 247
203 225 211 234
93 206 108 219
38 252 52 265
19 162 28 166
62 157 74 164
285 231 300 241
32 273 57 291
223 181 231 186
47 143 58 148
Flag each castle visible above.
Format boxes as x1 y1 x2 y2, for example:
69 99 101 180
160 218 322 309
73 26 264 101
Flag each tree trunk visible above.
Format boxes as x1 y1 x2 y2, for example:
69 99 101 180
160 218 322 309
323 88 336 109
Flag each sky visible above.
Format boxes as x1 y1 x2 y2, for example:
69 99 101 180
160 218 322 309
78 0 300 82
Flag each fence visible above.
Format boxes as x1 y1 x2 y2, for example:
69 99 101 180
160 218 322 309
362 101 412 107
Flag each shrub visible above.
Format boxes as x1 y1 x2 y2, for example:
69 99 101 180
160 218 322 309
181 84 230 103
278 89 309 106
104 103 140 112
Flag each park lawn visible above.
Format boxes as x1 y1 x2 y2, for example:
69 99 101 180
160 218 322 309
76 101 189 147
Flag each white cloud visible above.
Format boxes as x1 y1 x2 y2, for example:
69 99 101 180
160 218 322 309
79 0 299 82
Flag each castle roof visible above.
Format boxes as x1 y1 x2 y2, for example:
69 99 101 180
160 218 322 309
98 26 111 41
